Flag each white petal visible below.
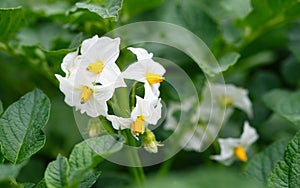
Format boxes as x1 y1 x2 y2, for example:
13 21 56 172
81 36 120 67
240 121 259 147
96 62 126 88
122 62 147 82
106 115 131 130
128 47 153 60
144 82 157 100
146 59 166 76
55 74 79 107
93 83 115 102
210 138 240 165
61 50 79 76
147 99 162 125
226 85 253 118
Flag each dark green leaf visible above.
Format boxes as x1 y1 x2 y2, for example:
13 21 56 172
36 179 46 188
0 164 22 182
78 171 101 188
75 0 122 20
0 7 25 43
263 90 300 126
245 138 290 183
44 155 69 188
281 56 300 86
267 131 300 187
0 89 51 164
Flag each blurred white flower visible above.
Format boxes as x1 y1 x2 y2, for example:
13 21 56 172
79 35 126 88
122 47 165 96
210 122 258 166
107 95 162 136
199 83 252 123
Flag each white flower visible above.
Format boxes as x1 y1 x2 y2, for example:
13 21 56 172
210 122 258 166
199 82 252 123
107 95 162 136
61 50 80 78
122 47 165 96
55 71 114 117
79 35 126 88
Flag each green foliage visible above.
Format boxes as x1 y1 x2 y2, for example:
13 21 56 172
45 135 124 188
0 89 50 164
245 138 290 183
73 0 123 20
0 164 22 182
218 52 241 72
0 100 3 115
267 130 300 187
0 7 25 43
263 90 300 126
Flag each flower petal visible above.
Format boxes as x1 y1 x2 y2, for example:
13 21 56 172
106 115 131 130
240 121 259 147
122 62 147 82
61 50 79 76
128 47 153 60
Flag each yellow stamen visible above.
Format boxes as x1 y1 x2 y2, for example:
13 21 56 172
80 86 93 104
234 146 248 162
219 95 233 107
131 116 145 135
86 61 105 73
146 73 164 84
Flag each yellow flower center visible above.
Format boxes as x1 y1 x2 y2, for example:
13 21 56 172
131 116 145 135
146 73 164 84
219 95 233 107
86 61 105 73
80 86 93 104
234 146 247 162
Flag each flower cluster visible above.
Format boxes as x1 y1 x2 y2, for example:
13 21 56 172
164 82 258 165
56 35 165 153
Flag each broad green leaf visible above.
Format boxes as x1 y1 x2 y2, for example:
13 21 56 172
0 100 3 115
245 138 290 183
78 171 101 188
267 131 300 187
0 89 51 164
218 52 240 72
0 7 25 43
75 0 122 20
36 179 46 188
85 135 124 156
69 135 124 171
263 90 300 126
44 155 69 188
22 183 35 188
0 164 21 182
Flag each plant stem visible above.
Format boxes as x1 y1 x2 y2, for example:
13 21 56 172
125 130 145 185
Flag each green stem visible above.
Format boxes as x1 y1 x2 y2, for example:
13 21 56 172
157 156 175 177
125 130 145 185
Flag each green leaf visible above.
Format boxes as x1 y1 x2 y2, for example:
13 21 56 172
75 0 122 20
0 89 51 164
85 135 124 156
0 7 26 43
281 56 300 86
78 171 101 188
263 90 300 126
44 155 69 188
267 130 300 187
245 138 290 183
218 52 240 72
36 179 46 188
0 164 22 182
